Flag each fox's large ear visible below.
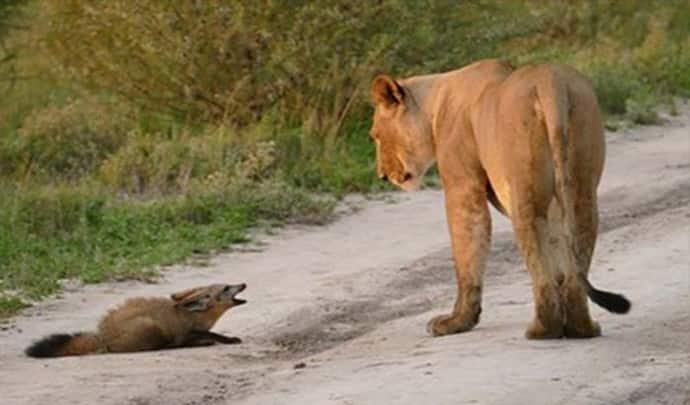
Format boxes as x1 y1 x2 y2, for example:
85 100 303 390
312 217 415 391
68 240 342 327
171 287 212 312
371 74 405 108
174 292 212 312
170 287 201 302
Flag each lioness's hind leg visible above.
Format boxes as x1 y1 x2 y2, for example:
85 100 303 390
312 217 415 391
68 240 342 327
511 205 565 339
562 195 601 338
562 274 600 338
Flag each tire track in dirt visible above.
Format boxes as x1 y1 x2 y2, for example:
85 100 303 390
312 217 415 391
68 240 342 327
261 177 690 361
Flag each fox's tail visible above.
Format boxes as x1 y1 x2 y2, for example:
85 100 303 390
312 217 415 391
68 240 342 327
25 333 102 358
538 75 631 315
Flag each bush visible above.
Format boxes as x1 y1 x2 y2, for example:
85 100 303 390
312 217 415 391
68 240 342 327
100 125 278 194
99 133 199 195
7 183 104 236
625 90 660 125
512 1 690 122
587 66 642 116
42 1 527 137
0 0 25 93
15 98 131 180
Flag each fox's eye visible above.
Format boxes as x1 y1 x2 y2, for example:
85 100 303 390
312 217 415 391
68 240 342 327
223 286 230 292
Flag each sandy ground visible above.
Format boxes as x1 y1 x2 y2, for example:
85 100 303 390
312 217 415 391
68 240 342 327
1 105 689 405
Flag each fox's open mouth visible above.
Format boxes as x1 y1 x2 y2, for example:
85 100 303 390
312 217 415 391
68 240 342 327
231 284 247 305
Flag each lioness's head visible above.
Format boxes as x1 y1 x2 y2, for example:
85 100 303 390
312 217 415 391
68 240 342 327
370 74 435 191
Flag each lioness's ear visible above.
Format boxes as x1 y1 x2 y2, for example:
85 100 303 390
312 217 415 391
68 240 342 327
371 74 405 107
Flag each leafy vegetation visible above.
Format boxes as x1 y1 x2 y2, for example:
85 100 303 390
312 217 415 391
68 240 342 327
1 0 688 317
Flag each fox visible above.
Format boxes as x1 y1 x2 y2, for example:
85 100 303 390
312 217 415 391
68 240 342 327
25 283 247 358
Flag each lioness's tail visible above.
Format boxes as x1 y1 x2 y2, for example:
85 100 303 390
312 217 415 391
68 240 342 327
26 333 101 358
538 74 576 238
538 73 631 315
578 274 631 313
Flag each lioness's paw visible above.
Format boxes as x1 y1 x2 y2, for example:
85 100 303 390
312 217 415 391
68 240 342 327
427 314 449 336
564 320 601 339
525 319 564 340
426 313 478 337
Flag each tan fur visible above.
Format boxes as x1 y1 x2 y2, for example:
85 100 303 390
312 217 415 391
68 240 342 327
370 59 619 339
26 283 246 357
55 334 101 356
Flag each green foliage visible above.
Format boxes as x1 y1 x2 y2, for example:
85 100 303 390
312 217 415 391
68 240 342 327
0 0 24 37
624 90 661 125
511 0 690 124
0 296 27 319
274 123 388 195
0 179 333 309
586 65 639 115
42 1 525 137
585 64 660 124
99 126 240 195
0 0 26 92
12 98 131 180
40 0 690 133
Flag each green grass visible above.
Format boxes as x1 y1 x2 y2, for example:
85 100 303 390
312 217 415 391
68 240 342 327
0 181 333 317
275 121 391 196
0 296 28 319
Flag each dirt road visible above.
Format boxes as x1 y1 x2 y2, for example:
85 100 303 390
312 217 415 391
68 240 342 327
1 106 688 405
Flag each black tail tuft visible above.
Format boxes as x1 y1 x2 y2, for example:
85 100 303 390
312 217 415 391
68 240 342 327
578 274 631 314
587 286 631 314
25 334 74 358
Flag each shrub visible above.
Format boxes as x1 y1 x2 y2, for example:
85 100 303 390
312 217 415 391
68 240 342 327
625 90 660 125
99 132 196 195
0 0 25 93
513 1 689 122
2 182 104 236
100 124 280 195
16 97 131 180
42 1 528 137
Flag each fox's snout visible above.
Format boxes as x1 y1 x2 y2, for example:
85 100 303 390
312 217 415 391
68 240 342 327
220 283 247 306
223 283 246 295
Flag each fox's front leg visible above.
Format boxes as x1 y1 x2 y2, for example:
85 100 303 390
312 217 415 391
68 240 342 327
178 332 217 348
187 330 241 345
204 331 242 344
427 184 491 336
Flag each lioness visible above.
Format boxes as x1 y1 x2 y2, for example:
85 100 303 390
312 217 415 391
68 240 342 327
370 59 630 339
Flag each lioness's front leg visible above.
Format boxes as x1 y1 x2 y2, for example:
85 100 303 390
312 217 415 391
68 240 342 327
428 185 491 337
